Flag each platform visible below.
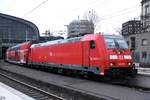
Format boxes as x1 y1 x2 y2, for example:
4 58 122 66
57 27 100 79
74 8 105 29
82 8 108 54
0 82 35 100
137 67 150 75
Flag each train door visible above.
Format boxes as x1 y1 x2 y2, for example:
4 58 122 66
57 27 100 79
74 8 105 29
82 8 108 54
82 41 90 66
89 40 96 66
20 50 25 63
82 40 96 66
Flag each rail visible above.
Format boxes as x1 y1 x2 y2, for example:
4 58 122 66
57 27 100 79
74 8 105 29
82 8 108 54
0 72 65 100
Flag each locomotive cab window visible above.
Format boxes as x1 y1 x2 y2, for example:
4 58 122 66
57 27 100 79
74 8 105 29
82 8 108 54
104 35 128 49
90 40 95 49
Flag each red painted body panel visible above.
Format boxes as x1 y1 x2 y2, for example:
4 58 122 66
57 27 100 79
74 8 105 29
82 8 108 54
30 41 83 65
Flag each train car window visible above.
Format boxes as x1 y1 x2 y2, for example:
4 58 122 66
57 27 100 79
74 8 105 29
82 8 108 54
90 40 95 49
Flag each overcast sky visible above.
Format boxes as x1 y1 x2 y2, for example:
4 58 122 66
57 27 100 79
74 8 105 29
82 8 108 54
0 0 141 34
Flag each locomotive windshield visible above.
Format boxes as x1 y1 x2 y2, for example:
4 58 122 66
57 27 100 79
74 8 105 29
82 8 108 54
104 36 128 49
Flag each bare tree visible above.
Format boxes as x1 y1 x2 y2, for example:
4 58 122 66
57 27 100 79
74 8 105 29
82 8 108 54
115 27 122 35
83 9 100 29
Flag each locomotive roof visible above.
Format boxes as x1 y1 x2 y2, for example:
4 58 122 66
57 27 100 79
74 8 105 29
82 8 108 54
31 36 83 48
30 34 124 48
103 34 124 39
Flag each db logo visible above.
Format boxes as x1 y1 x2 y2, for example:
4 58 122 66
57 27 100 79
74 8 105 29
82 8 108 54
118 55 123 59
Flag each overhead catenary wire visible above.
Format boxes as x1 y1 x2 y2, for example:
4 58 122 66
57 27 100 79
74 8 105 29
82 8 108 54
22 0 49 17
74 1 140 23
101 5 140 19
78 0 140 21
21 0 140 33
95 5 141 33
22 0 140 21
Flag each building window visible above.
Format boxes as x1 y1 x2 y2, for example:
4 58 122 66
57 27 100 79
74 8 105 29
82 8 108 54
145 5 149 15
142 52 147 58
141 39 148 46
127 41 129 46
130 37 135 50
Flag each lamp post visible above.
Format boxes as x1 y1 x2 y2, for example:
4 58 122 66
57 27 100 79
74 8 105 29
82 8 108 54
78 16 80 35
26 30 28 42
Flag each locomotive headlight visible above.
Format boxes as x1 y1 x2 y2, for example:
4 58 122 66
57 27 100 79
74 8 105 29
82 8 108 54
124 55 132 59
109 55 118 59
110 63 113 66
128 62 132 66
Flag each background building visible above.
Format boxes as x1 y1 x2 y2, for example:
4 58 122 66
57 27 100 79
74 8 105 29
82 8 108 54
122 0 150 65
122 20 143 36
0 13 40 58
67 20 94 37
141 0 150 31
122 20 143 51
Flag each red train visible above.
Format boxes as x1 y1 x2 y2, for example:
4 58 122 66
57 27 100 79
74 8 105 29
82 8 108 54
6 33 137 78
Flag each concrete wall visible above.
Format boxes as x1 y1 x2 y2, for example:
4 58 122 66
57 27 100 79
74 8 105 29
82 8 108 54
124 32 150 63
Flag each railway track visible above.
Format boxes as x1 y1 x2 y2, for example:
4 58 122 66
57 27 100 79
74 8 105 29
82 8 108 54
2 61 150 92
0 68 105 100
1 61 150 100
0 72 65 100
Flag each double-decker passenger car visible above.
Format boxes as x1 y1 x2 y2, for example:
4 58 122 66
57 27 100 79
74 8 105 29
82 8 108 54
6 33 137 78
6 42 32 64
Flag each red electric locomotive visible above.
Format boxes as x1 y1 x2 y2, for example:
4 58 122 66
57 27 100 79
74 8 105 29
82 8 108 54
6 33 137 78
